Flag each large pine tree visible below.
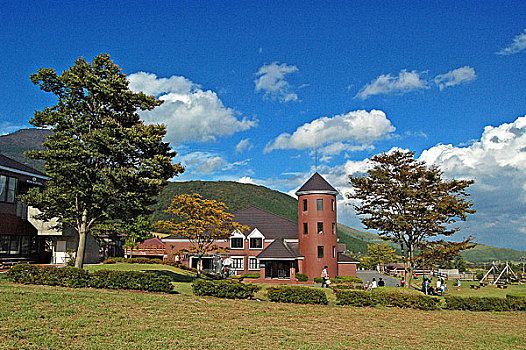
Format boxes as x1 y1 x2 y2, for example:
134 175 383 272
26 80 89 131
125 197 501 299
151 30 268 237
24 54 184 268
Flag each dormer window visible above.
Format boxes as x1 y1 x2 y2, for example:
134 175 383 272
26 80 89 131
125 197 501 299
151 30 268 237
247 228 265 250
230 237 244 249
249 238 263 249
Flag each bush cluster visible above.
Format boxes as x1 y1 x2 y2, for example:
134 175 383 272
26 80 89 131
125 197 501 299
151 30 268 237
336 289 440 310
313 275 362 284
6 264 174 293
267 286 328 305
103 257 164 264
295 273 308 282
445 295 526 312
240 273 260 279
192 279 260 299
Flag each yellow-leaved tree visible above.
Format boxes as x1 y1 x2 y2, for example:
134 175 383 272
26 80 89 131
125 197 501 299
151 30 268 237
156 193 248 277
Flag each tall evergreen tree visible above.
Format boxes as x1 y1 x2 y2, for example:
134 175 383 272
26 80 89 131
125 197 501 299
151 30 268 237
347 150 475 286
23 54 184 268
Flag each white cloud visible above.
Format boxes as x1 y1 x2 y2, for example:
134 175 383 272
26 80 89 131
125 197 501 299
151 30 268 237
254 62 299 102
356 66 477 99
238 176 256 184
222 159 251 171
235 138 253 153
177 151 225 174
265 109 395 153
0 121 27 135
128 72 256 144
197 157 225 173
355 70 429 99
496 29 526 55
434 66 476 91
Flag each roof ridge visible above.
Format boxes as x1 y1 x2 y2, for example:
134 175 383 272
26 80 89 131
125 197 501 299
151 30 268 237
236 205 298 224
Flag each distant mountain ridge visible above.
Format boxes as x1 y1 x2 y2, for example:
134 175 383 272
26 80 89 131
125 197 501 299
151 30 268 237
2 128 525 262
0 128 51 171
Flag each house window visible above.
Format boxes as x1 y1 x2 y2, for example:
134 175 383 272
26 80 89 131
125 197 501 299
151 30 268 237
332 223 335 234
230 237 244 249
303 199 307 211
0 176 17 203
317 246 324 258
249 238 262 249
303 222 308 235
317 199 323 211
317 222 323 234
333 246 336 258
331 199 335 211
231 257 244 270
248 257 258 270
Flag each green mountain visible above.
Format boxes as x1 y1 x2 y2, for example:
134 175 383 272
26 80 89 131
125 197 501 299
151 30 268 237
0 128 51 171
2 128 525 262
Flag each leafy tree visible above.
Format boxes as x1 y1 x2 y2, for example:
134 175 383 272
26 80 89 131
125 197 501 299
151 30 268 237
347 150 475 287
156 193 248 276
23 54 183 268
359 243 398 270
416 237 475 271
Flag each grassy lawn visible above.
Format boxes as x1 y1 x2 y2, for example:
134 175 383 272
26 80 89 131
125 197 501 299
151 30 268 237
1 267 526 349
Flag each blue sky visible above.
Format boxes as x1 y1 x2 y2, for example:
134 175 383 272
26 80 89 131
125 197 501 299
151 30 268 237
1 1 525 249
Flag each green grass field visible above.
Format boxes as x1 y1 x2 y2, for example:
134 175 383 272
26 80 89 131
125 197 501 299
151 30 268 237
2 264 525 349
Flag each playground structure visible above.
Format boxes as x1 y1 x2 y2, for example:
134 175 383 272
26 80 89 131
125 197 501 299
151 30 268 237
480 261 519 285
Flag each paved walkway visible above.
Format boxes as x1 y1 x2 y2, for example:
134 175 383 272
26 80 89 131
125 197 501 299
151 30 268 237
357 270 401 287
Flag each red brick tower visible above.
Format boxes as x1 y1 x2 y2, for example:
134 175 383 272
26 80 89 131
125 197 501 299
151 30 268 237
296 172 338 281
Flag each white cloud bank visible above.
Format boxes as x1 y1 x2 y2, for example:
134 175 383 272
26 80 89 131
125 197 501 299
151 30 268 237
265 109 395 155
356 66 476 99
128 72 256 144
496 29 526 55
314 116 526 249
254 62 299 102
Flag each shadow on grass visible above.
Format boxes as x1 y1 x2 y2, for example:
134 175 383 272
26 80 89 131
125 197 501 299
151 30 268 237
144 270 196 283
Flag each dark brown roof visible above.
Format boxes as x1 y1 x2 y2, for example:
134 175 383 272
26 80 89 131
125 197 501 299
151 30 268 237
337 252 360 263
295 172 338 196
256 238 301 259
232 206 298 239
0 153 48 178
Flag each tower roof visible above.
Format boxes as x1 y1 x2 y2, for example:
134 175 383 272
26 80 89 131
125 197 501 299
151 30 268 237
295 172 338 196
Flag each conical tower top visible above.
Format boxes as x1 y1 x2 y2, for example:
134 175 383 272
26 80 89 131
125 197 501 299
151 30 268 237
295 172 338 196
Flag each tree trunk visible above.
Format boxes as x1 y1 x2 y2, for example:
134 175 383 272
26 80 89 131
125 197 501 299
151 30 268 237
75 209 88 269
405 245 414 288
197 254 202 278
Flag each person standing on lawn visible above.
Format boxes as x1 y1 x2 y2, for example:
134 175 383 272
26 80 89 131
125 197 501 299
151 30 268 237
321 266 329 288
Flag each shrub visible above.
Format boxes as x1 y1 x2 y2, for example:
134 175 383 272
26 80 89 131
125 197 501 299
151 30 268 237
5 263 173 293
267 286 328 305
336 289 439 310
102 257 164 265
445 295 526 312
192 279 260 299
296 273 308 282
313 277 323 284
506 294 526 311
333 276 362 284
240 273 260 279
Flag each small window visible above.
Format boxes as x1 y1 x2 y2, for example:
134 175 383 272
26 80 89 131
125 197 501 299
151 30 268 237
332 223 335 234
231 257 244 270
249 238 262 249
317 246 324 258
317 222 323 234
317 199 323 211
230 237 244 249
0 176 17 203
303 199 307 211
303 222 308 235
248 257 258 270
333 246 336 258
331 199 335 211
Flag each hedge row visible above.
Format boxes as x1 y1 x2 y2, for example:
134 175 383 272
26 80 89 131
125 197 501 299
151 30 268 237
267 286 328 305
192 279 260 299
336 289 440 310
103 257 164 264
5 264 174 293
313 276 362 284
295 273 308 282
445 295 526 312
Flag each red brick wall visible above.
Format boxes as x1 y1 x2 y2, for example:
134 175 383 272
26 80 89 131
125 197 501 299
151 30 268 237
337 263 357 277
